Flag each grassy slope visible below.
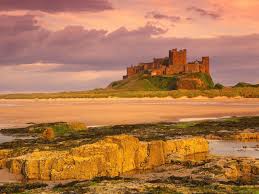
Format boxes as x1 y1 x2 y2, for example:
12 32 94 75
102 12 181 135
0 87 258 99
108 74 159 91
234 82 259 88
0 74 258 99
108 73 214 91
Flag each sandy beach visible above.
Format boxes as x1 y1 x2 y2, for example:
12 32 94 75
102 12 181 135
0 98 258 128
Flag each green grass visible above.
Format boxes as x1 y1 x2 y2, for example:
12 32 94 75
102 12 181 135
32 122 86 136
234 82 259 88
222 117 240 123
26 122 72 135
174 122 197 129
0 72 258 99
51 123 72 136
214 83 224 89
109 72 214 91
232 186 259 194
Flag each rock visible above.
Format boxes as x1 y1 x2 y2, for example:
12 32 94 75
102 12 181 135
0 149 12 169
234 132 259 140
5 135 209 181
165 137 209 156
223 159 258 180
174 73 214 90
225 163 240 179
42 128 55 140
176 78 203 90
0 149 12 159
205 134 222 140
144 141 165 169
251 161 259 175
7 157 25 175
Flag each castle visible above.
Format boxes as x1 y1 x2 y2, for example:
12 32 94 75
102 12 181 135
123 49 210 79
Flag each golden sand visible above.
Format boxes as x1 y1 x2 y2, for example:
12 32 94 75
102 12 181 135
0 98 258 127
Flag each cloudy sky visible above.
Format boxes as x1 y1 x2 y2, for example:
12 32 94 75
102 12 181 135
0 0 259 92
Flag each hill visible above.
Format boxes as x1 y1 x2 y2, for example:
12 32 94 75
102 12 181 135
233 82 259 88
108 72 214 91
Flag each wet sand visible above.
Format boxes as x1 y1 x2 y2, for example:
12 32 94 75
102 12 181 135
0 169 22 184
0 98 258 128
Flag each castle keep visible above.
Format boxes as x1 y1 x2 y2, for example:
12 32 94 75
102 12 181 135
124 49 210 79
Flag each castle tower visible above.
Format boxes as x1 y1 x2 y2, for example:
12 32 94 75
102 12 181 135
202 56 210 74
169 48 187 65
127 66 135 77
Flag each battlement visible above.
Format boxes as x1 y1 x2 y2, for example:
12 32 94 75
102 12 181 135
169 48 187 65
124 49 210 79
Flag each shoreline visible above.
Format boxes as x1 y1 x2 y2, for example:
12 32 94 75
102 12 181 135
0 86 258 100
0 98 258 127
0 116 258 187
0 96 258 101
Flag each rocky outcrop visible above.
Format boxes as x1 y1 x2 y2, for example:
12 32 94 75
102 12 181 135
176 77 203 90
0 149 12 169
222 159 259 180
4 135 208 181
197 157 259 183
234 132 259 140
175 73 214 90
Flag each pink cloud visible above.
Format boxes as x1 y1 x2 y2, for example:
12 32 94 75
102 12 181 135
145 11 181 23
0 0 113 13
0 14 258 87
187 6 221 20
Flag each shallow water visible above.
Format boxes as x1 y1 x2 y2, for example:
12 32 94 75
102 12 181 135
0 169 22 184
209 140 259 158
0 133 17 144
178 116 231 122
0 133 35 144
0 123 33 144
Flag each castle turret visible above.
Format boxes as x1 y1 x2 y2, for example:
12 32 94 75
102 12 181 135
127 66 135 77
169 48 187 65
202 56 210 74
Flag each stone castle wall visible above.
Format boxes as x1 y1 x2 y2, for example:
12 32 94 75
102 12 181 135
125 49 210 79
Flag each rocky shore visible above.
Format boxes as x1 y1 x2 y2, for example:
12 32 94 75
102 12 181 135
0 116 258 193
1 136 208 181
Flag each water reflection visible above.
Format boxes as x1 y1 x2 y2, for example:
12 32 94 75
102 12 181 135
0 134 17 144
209 140 259 158
0 133 36 144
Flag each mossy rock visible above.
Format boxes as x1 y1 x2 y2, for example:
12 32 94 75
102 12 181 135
29 122 87 137
42 128 55 140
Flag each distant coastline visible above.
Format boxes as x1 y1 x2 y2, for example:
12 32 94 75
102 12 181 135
0 86 258 99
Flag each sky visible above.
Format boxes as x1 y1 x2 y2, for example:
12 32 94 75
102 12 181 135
0 0 259 92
